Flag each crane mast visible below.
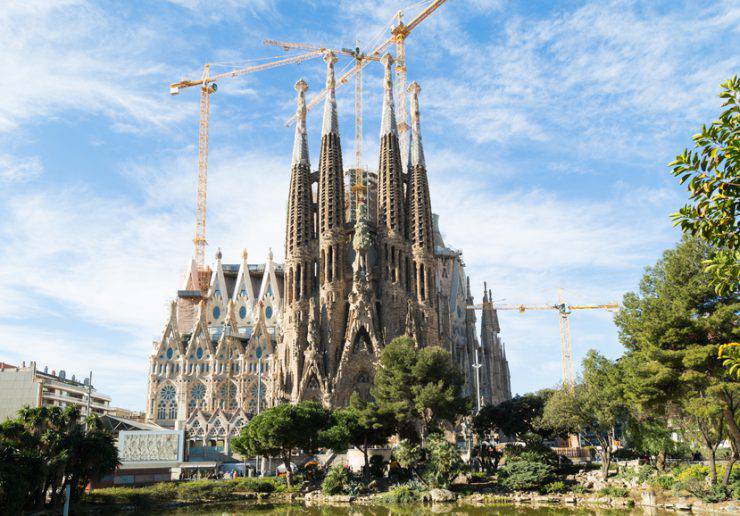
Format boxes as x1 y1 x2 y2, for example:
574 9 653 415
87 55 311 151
170 50 325 278
194 64 214 277
467 299 619 387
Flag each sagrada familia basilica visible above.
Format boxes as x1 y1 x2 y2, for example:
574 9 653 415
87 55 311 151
145 53 511 440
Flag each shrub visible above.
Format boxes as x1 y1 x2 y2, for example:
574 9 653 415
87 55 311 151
701 484 729 503
503 442 563 469
424 434 466 488
637 464 656 484
572 484 588 495
598 486 629 498
541 481 567 494
612 448 640 461
498 460 556 491
322 465 354 495
234 478 276 493
676 464 709 483
469 471 489 483
653 474 676 491
381 481 424 504
369 454 385 479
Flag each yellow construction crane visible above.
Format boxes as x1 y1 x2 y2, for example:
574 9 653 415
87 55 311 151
467 297 619 388
279 0 447 171
169 51 325 282
263 40 377 179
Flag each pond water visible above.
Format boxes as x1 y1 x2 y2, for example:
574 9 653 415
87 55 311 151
143 502 672 515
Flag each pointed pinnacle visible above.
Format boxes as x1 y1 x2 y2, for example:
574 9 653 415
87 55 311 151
321 51 339 136
380 53 397 137
291 79 310 167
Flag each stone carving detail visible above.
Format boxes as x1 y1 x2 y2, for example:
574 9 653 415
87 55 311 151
121 433 179 462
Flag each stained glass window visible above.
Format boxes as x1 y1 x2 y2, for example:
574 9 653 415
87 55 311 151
239 306 247 319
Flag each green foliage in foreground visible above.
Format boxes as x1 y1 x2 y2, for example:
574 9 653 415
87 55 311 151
0 405 118 514
321 465 356 495
232 401 331 486
373 336 469 441
497 459 556 491
424 434 466 488
598 486 630 498
669 75 739 295
378 480 425 504
85 478 295 508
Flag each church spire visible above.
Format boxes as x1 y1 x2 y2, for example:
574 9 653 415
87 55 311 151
291 78 310 167
318 51 345 236
380 54 397 137
406 81 433 252
322 52 339 136
408 81 425 168
285 79 314 261
377 53 405 233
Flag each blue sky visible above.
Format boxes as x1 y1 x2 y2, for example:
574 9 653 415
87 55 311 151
0 0 737 410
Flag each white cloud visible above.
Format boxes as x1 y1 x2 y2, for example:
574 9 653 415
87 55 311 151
0 324 147 410
0 154 43 183
0 1 192 133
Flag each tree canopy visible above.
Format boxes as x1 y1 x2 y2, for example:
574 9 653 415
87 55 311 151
669 75 739 295
322 393 395 477
474 390 554 443
372 336 469 441
542 350 626 479
232 401 330 485
0 406 118 513
615 237 740 484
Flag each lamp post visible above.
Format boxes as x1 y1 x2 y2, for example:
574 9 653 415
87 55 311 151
472 346 482 414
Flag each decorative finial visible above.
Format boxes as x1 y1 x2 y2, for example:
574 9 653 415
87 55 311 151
483 282 488 302
291 79 310 166
380 53 397 137
321 52 339 136
242 248 248 260
408 81 425 168
216 248 222 261
268 247 273 261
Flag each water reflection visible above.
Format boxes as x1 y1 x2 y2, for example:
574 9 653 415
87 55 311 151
143 503 672 516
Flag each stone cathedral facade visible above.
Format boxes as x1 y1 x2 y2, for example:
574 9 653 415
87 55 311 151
145 53 510 433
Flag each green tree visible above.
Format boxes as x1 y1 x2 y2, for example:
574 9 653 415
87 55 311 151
424 433 466 488
615 237 740 485
373 336 469 441
323 393 395 478
719 342 740 379
474 390 554 443
542 351 626 480
0 406 118 513
669 75 739 295
232 401 330 486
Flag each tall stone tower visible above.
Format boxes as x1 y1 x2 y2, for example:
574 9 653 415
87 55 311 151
278 78 319 402
317 52 348 378
376 53 410 343
406 81 438 347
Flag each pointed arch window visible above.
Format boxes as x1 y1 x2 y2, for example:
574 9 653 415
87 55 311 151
158 384 177 420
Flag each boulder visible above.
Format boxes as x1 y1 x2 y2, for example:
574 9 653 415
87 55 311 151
428 488 456 503
640 490 656 507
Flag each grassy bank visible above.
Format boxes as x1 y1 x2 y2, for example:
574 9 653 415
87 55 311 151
82 477 298 509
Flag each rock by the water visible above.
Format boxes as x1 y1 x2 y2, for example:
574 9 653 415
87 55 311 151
428 488 456 503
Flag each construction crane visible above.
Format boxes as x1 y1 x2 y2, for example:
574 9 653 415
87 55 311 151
279 0 447 173
390 0 447 168
263 39 377 181
467 296 619 388
169 51 325 282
